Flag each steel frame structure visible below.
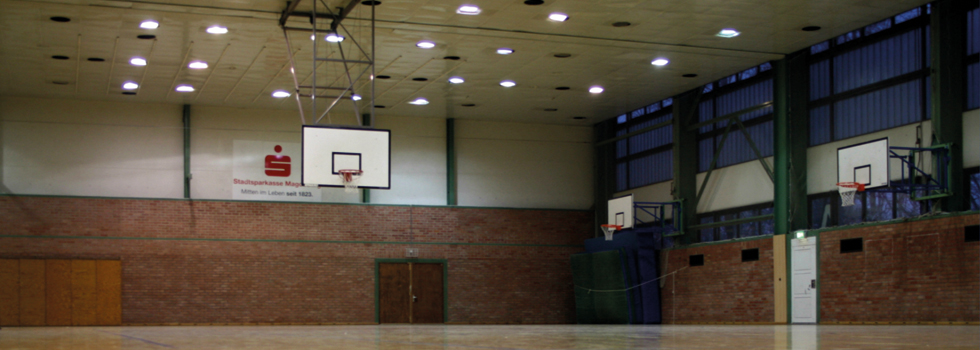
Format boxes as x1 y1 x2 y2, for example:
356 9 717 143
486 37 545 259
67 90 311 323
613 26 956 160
279 0 375 127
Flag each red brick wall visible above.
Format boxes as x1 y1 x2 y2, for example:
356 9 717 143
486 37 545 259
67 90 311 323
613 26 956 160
819 214 979 322
0 195 592 324
660 238 774 323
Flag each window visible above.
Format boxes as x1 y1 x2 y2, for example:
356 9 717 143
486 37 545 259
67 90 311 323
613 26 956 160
808 4 931 146
967 7 979 110
697 62 774 172
612 98 674 191
809 190 928 228
697 203 775 243
966 168 980 210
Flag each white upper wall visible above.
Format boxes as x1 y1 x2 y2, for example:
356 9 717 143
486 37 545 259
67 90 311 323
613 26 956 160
456 119 593 209
0 96 183 197
964 109 979 168
371 115 446 206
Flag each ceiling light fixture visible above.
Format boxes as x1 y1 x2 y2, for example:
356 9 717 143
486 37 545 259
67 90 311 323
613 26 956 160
416 41 436 49
409 98 429 105
188 61 208 69
448 77 465 84
456 5 481 15
499 80 516 87
589 86 604 94
175 85 195 92
130 57 147 66
352 94 362 101
206 26 229 34
548 13 568 22
140 20 159 29
272 90 291 98
50 16 71 22
716 28 740 38
496 48 514 55
122 82 139 90
326 33 345 42
651 58 669 66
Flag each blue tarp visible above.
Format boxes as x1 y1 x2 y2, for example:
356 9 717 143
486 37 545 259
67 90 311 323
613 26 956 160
583 226 665 324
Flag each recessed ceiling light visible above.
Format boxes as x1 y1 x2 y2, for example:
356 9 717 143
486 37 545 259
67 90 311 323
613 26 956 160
409 98 429 105
326 33 345 42
175 85 195 92
272 90 291 98
352 94 362 101
206 26 228 34
122 92 137 95
682 73 698 78
524 0 543 5
374 105 385 108
500 80 516 87
572 116 586 120
462 103 476 107
140 20 159 29
52 81 70 85
87 57 105 62
651 58 669 66
802 26 821 32
548 13 568 22
544 108 558 112
376 75 391 79
137 34 156 40
589 86 604 94
188 61 208 69
443 56 461 60
448 77 465 84
716 28 740 38
555 87 570 90
416 41 436 49
130 57 147 66
50 16 71 22
496 48 514 55
456 5 481 15
361 0 381 5
122 82 139 90
612 21 631 27
51 55 69 60
412 77 428 82
553 53 571 58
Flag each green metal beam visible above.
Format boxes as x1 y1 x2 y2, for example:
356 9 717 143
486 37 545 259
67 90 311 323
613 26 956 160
594 121 615 238
930 0 967 212
787 53 809 231
774 59 790 235
686 102 772 132
446 118 457 206
362 113 371 203
695 120 735 206
595 119 672 147
183 104 191 199
731 117 774 182
687 214 774 230
672 90 701 244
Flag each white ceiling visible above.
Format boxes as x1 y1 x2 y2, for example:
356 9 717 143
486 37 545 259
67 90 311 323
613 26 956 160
0 0 931 125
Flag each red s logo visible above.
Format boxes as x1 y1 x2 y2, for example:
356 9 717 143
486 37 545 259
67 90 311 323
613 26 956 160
265 145 291 177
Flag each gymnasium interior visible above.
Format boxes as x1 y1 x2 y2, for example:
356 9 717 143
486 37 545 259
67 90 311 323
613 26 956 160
0 0 978 349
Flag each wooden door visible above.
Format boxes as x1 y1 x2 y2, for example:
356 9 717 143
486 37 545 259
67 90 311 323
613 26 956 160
411 263 444 323
378 262 444 324
379 263 411 323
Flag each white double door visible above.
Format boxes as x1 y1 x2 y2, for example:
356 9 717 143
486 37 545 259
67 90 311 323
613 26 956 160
791 237 818 323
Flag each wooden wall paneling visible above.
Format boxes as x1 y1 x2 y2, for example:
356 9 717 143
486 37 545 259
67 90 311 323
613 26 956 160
96 260 122 326
774 235 788 324
71 260 98 326
18 259 46 326
46 260 73 326
0 259 20 326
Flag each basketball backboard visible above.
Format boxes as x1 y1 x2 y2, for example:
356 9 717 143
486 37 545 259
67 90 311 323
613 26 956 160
837 138 889 190
608 194 634 229
302 125 391 189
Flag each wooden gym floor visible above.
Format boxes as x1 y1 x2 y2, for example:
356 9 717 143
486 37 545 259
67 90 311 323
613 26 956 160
0 324 977 349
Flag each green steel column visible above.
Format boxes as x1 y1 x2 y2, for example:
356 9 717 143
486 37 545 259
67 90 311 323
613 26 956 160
672 90 699 245
183 104 191 199
447 118 456 206
787 53 809 231
593 121 614 238
774 60 790 235
930 0 967 212
362 113 371 203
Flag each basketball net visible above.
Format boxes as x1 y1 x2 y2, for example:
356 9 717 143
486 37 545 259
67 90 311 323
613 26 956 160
600 224 622 241
837 182 864 207
339 169 363 193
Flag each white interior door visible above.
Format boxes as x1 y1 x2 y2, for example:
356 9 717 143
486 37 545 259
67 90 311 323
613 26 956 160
791 237 818 323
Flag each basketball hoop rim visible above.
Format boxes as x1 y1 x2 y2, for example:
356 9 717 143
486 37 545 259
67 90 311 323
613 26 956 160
836 182 865 191
600 224 623 231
